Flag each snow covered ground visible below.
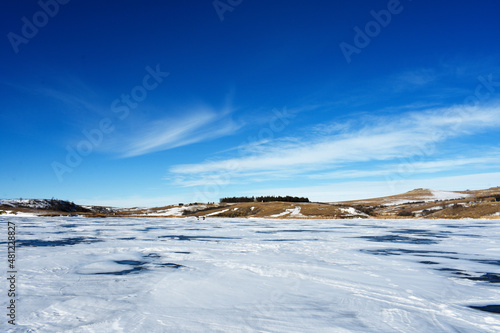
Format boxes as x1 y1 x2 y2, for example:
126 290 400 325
339 207 369 217
270 206 303 217
0 211 39 217
427 190 471 201
1 216 500 332
145 206 185 217
379 190 472 206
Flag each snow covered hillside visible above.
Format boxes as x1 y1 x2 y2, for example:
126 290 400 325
0 199 115 216
341 188 472 206
0 199 54 210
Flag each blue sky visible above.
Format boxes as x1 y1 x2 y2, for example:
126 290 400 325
1 0 500 207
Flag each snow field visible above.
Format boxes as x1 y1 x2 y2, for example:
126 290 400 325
1 216 499 332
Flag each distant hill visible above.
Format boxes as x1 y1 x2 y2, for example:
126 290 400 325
337 188 472 206
1 187 499 219
336 187 500 218
0 199 115 217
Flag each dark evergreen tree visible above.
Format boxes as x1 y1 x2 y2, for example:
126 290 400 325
221 195 309 203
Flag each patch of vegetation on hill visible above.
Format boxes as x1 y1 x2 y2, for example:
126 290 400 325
219 196 255 203
220 195 309 203
181 204 227 216
212 206 259 217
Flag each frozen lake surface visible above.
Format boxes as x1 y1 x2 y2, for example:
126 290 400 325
1 216 500 332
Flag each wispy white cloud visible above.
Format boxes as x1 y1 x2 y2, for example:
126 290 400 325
168 103 500 186
5 76 106 119
115 106 242 157
392 68 436 91
309 154 500 180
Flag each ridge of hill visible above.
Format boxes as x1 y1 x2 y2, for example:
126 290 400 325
337 188 471 206
0 199 115 217
1 187 499 219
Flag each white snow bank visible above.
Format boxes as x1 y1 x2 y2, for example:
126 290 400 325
428 190 471 201
147 204 211 216
339 207 368 217
204 208 229 217
270 206 303 217
382 190 471 206
148 206 185 216
0 210 39 217
289 206 303 217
